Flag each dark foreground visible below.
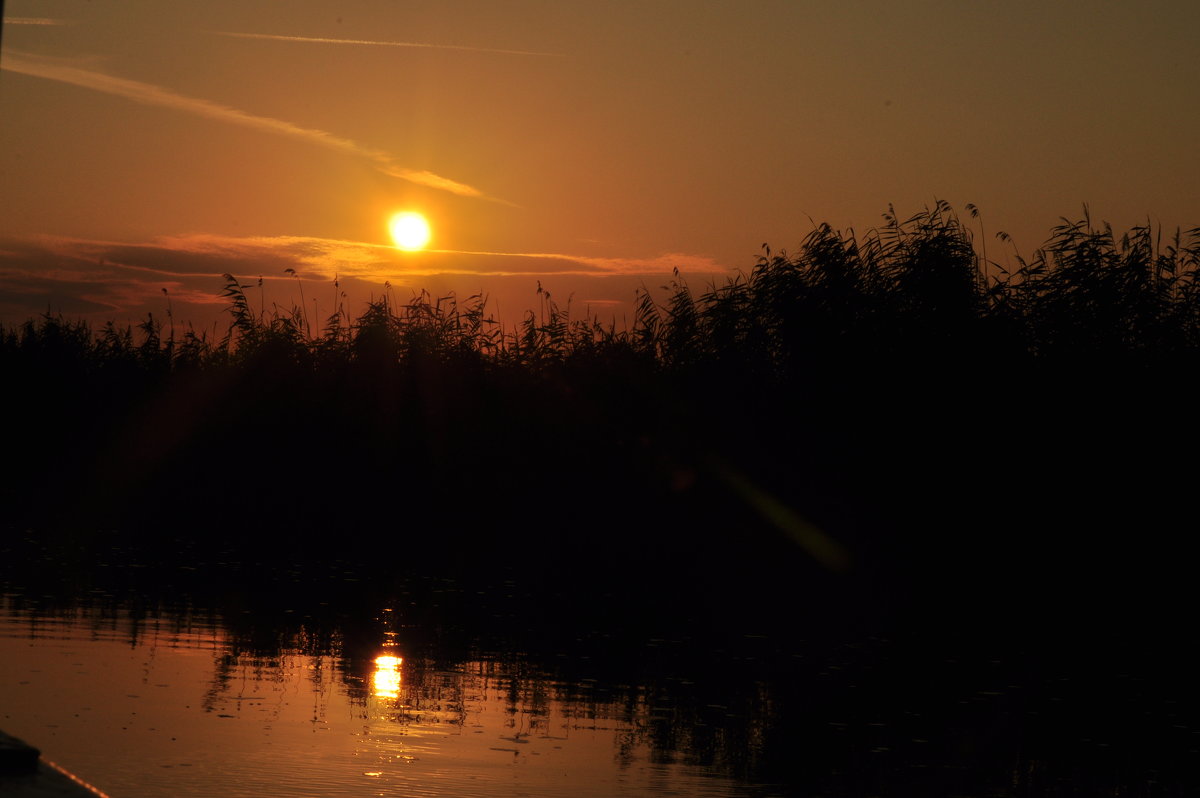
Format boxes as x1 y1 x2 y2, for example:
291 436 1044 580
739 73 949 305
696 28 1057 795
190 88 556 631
0 732 107 798
3 506 1197 797
3 206 1199 794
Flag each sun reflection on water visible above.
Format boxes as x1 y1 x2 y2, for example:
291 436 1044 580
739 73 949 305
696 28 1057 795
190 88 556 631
372 654 403 699
0 599 782 798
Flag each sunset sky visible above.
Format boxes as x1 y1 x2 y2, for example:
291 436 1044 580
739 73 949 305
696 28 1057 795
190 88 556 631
2 0 1198 330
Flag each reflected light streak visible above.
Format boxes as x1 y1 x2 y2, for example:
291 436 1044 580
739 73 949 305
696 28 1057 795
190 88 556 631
372 654 403 699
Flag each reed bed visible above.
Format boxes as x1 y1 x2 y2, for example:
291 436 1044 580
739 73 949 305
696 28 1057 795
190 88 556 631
6 202 1198 375
3 202 1199 599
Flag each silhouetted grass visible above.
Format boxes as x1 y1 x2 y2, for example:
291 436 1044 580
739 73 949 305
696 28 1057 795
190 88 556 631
6 202 1199 378
3 202 1199 617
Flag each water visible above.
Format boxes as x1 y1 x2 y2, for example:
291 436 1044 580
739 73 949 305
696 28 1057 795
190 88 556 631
0 596 784 798
4 538 1198 797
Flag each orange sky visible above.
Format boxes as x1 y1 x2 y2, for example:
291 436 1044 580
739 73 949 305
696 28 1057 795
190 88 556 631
2 1 1198 330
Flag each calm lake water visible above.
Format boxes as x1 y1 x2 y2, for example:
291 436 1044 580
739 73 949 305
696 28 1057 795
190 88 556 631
3 534 1198 798
0 594 786 798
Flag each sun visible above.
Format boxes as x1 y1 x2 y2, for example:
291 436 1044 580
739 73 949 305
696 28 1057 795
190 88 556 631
388 211 431 251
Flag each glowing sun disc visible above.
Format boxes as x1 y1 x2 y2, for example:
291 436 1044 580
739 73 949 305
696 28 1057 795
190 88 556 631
389 212 431 251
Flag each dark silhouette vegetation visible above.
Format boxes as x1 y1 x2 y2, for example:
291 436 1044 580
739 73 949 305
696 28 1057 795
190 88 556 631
5 200 1199 632
4 202 1200 795
5 203 1200 584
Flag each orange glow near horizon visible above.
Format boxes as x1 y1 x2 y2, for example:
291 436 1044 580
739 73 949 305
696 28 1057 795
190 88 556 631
388 212 431 251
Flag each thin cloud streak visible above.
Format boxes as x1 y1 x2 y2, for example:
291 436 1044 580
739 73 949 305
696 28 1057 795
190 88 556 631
377 166 485 201
0 51 487 199
213 31 563 58
138 235 728 279
0 233 731 324
3 17 70 25
2 232 727 282
428 248 728 275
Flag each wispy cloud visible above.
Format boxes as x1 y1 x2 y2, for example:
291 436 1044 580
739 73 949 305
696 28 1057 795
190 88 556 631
3 17 69 26
376 167 486 201
3 232 726 283
88 233 727 280
212 31 562 58
0 232 730 324
424 248 729 278
0 51 489 199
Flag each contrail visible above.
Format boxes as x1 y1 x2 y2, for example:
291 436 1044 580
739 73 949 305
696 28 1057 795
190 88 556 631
3 17 69 25
212 30 562 58
1 51 487 199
